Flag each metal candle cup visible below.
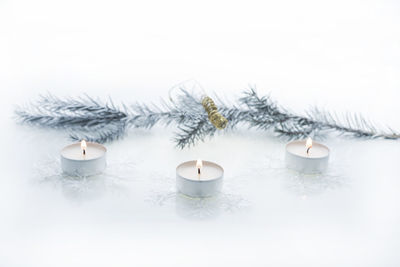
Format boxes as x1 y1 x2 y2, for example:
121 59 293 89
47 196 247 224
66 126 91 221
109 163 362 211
61 141 107 176
285 139 329 174
176 160 224 198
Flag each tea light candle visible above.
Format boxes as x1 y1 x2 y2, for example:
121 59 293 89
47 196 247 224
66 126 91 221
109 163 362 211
285 138 329 173
176 159 224 198
61 140 107 176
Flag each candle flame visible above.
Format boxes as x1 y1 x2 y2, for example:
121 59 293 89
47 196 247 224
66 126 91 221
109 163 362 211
81 140 87 155
306 137 312 155
196 159 203 175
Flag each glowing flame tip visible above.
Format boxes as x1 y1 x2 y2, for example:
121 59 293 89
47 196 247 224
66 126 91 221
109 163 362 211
306 137 312 148
81 140 87 155
196 159 203 169
306 137 312 155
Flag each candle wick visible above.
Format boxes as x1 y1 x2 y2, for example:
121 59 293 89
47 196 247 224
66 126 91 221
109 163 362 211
83 149 86 156
306 147 311 155
198 168 201 175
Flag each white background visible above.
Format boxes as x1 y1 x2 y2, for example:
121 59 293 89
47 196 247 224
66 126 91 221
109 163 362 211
1 0 400 266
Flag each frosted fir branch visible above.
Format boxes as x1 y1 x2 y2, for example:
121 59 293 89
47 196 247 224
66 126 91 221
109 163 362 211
15 88 400 148
15 94 129 129
307 107 400 139
239 89 400 140
69 122 127 143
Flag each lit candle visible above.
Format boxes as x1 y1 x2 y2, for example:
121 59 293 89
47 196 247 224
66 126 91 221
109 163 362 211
196 159 202 176
81 139 87 156
285 138 329 173
61 140 107 176
176 159 224 197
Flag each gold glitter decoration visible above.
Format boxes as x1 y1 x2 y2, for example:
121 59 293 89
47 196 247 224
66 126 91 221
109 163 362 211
201 96 228 129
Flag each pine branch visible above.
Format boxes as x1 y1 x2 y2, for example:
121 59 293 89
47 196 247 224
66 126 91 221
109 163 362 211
16 94 128 130
239 88 400 140
15 87 400 148
175 119 215 149
69 122 127 143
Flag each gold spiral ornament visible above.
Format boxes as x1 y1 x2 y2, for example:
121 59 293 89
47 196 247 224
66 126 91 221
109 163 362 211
201 96 228 130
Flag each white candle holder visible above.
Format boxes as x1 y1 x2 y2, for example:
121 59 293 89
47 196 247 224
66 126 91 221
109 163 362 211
285 140 329 174
61 142 107 176
176 160 224 198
